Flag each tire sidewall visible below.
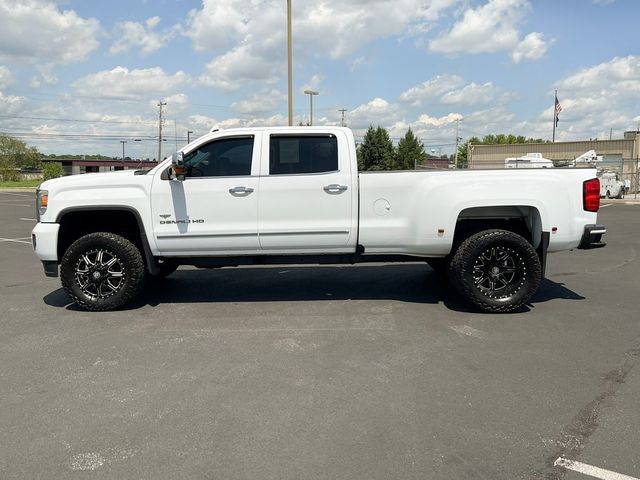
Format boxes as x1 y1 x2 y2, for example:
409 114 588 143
450 229 541 312
60 232 145 311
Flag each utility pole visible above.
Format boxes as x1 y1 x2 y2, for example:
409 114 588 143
157 101 167 161
303 90 319 126
609 128 613 141
287 0 293 126
338 108 347 127
120 140 127 166
454 118 463 167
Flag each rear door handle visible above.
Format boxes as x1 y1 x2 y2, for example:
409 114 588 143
229 186 254 196
323 184 348 194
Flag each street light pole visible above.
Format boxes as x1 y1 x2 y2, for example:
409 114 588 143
287 0 293 126
303 90 319 126
187 130 193 144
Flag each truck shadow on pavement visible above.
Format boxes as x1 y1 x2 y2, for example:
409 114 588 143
43 264 585 313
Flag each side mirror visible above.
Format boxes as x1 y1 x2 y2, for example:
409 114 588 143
169 152 185 181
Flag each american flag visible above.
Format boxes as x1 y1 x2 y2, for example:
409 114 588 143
555 95 562 126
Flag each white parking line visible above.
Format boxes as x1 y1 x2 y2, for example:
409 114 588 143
0 192 31 197
600 204 613 208
19 218 37 221
555 457 639 480
0 237 32 245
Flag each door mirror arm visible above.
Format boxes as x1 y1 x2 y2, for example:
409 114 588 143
169 152 186 181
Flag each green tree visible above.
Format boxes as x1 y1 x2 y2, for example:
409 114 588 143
357 125 395 171
0 134 41 170
396 128 427 170
456 134 547 168
455 136 480 169
42 162 65 180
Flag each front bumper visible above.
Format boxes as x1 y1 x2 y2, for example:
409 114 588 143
577 224 606 250
32 222 60 276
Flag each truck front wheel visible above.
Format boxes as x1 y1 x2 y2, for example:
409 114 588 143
60 232 146 311
449 229 541 313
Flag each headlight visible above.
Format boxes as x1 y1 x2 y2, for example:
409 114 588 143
36 189 48 221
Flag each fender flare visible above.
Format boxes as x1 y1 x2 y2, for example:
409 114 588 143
56 205 159 275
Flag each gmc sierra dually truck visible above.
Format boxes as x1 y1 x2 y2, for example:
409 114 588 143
32 127 606 312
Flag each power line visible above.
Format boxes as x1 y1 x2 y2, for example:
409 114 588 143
0 114 157 125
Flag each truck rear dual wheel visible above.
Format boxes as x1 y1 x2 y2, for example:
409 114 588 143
60 232 146 311
449 229 541 313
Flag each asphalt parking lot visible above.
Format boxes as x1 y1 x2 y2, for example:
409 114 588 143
1 190 639 480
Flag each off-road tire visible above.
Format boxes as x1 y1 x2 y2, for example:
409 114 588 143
60 232 146 311
449 229 541 313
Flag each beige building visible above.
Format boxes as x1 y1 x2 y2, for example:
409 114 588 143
467 131 640 193
469 131 639 172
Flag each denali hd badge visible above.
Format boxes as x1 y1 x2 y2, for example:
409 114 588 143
159 214 204 224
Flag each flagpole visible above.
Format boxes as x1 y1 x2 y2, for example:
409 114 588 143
552 90 557 143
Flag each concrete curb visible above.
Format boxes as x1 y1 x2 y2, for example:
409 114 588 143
601 198 640 205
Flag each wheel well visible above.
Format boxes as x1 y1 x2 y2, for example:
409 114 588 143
57 209 148 267
453 206 543 251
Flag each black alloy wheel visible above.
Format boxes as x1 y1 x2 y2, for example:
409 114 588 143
449 229 542 312
60 232 146 311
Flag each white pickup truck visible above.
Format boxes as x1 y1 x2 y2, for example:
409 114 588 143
32 127 606 312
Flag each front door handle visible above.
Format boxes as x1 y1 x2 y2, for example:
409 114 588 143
323 184 348 194
229 186 254 196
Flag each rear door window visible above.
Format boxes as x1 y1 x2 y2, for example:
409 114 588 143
269 135 338 175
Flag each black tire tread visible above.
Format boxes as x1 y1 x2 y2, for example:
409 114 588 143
60 232 146 311
449 229 541 313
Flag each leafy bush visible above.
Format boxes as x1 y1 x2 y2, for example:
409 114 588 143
42 162 65 180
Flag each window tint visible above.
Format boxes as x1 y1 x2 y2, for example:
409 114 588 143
184 136 253 177
270 135 338 175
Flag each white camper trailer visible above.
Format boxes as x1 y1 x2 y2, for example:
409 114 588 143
505 153 554 169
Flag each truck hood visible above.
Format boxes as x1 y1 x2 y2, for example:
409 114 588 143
40 169 144 191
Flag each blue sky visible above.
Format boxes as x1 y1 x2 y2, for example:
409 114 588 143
0 0 638 159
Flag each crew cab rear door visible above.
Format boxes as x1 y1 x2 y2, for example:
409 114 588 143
150 133 261 255
257 130 357 252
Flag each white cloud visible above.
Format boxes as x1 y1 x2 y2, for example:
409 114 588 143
429 0 550 63
440 82 497 106
348 97 402 129
184 0 251 52
0 65 13 90
349 56 370 72
556 55 640 93
72 66 190 99
0 91 27 114
400 74 465 106
296 0 458 59
29 64 58 88
300 75 323 94
400 75 505 107
0 0 100 65
529 55 640 140
511 32 551 63
188 0 460 90
199 43 282 91
162 93 190 115
110 16 176 56
231 89 285 114
416 112 463 127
